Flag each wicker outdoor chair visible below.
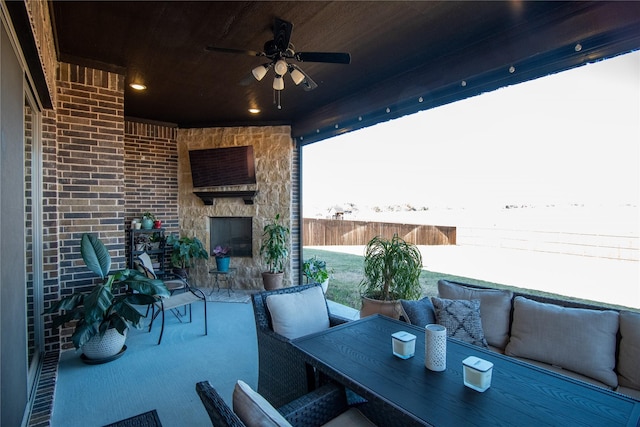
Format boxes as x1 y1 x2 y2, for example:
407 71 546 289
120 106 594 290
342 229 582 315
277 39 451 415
196 380 375 427
251 283 351 407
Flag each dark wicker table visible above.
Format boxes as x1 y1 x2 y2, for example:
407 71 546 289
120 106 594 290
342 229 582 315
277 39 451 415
293 314 640 427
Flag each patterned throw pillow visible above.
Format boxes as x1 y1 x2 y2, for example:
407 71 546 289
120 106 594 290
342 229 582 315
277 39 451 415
431 297 488 348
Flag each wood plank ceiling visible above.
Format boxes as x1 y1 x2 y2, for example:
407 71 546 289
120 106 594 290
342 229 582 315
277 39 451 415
48 1 640 144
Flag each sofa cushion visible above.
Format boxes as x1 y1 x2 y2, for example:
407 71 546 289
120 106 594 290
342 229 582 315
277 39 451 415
431 297 488 348
505 296 619 388
438 280 513 349
266 286 330 339
321 408 377 427
618 310 640 390
399 297 436 327
233 380 292 427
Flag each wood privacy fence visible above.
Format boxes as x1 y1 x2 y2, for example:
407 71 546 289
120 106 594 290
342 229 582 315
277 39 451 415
303 218 456 246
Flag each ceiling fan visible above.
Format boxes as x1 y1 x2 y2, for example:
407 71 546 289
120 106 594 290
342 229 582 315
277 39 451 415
206 18 351 108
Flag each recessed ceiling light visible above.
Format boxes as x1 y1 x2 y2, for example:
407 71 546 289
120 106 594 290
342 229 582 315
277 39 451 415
248 108 261 114
129 83 147 91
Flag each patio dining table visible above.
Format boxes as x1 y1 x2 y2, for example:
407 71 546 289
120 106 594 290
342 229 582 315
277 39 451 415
292 314 640 427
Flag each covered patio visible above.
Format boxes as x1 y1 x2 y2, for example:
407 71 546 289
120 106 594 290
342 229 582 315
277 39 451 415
0 2 639 426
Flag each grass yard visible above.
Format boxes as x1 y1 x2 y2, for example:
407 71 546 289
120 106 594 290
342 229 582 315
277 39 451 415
303 247 504 310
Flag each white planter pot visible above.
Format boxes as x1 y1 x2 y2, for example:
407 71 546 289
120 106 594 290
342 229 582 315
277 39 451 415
82 328 127 360
321 278 329 294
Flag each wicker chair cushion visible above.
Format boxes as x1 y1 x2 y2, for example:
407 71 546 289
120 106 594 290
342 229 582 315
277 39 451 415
233 380 292 427
505 296 619 388
266 286 330 339
321 408 377 427
431 297 488 348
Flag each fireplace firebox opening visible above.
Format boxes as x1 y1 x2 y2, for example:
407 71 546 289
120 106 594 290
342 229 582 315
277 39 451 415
210 217 252 257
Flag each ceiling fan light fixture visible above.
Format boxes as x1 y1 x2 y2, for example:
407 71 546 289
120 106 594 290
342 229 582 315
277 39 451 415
274 59 288 76
273 75 284 90
290 67 305 85
252 64 270 81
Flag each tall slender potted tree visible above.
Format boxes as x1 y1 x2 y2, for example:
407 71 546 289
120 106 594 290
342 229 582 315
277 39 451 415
259 214 290 290
359 234 423 319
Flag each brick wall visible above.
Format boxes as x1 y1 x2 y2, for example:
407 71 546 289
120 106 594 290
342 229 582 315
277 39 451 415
54 63 125 349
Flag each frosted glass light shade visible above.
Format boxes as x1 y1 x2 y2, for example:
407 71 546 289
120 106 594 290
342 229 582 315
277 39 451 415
273 75 284 90
290 68 305 85
274 59 288 76
252 65 269 81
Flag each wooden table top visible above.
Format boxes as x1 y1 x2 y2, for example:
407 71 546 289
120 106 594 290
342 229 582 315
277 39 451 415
293 315 640 427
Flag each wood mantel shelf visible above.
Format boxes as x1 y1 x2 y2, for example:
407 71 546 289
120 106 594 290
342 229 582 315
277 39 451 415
193 190 257 205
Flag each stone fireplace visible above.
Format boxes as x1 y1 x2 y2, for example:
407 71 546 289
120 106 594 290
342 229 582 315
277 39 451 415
176 126 296 290
210 217 252 257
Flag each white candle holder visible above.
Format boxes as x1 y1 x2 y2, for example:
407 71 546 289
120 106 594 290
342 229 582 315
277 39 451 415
392 331 416 359
425 324 447 371
463 356 493 392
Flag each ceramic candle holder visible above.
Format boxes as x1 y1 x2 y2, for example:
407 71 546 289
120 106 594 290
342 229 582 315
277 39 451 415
463 356 494 392
392 331 416 359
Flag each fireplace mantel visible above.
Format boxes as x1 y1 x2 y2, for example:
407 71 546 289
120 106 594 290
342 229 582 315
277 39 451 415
193 190 257 205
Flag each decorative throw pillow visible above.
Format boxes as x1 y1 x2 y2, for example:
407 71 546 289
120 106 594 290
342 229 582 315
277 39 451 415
232 380 292 427
431 297 488 348
266 286 330 339
616 310 640 389
400 297 436 327
505 296 619 388
437 280 513 349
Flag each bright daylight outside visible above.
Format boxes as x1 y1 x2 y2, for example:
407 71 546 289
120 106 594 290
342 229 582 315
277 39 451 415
302 51 639 310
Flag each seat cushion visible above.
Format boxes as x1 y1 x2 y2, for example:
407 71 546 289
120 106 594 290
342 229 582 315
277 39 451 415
233 380 292 427
431 297 488 348
505 296 619 388
321 408 376 427
399 297 436 327
437 280 513 349
266 286 330 339
617 310 640 390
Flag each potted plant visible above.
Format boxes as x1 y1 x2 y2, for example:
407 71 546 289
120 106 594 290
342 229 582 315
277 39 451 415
44 233 169 362
359 234 423 319
303 256 333 294
259 214 290 290
134 233 151 251
166 234 209 278
141 211 155 229
212 245 231 272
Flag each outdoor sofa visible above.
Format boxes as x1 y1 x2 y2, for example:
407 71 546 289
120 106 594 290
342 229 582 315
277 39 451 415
399 279 640 401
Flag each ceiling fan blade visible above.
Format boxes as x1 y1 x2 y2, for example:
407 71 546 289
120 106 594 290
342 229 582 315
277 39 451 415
296 52 351 64
205 46 263 57
290 64 318 91
273 18 293 52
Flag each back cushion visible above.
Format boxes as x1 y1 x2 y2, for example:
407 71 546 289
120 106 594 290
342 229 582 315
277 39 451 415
233 380 292 427
505 296 619 388
438 280 513 349
266 286 330 339
618 311 640 389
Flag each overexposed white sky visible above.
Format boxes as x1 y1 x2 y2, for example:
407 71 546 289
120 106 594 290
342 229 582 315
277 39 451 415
303 51 640 212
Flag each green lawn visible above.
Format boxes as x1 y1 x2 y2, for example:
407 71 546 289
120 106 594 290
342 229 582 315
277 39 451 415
303 247 504 310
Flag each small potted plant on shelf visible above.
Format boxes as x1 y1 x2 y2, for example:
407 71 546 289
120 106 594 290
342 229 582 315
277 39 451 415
303 256 333 294
44 233 169 362
259 214 290 290
213 245 231 272
359 234 423 319
141 211 155 230
134 233 151 251
166 234 209 278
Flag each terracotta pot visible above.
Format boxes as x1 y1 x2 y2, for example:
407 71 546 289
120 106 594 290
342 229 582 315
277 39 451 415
262 272 284 290
360 296 402 319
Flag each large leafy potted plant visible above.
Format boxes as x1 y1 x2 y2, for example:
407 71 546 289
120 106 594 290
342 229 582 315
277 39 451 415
166 234 209 278
359 234 423 319
303 256 332 293
259 214 290 290
45 234 169 362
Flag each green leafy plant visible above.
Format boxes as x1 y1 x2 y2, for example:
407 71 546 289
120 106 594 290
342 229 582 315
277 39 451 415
44 233 169 349
142 211 155 221
303 256 332 283
359 234 423 301
259 214 290 273
166 234 209 269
